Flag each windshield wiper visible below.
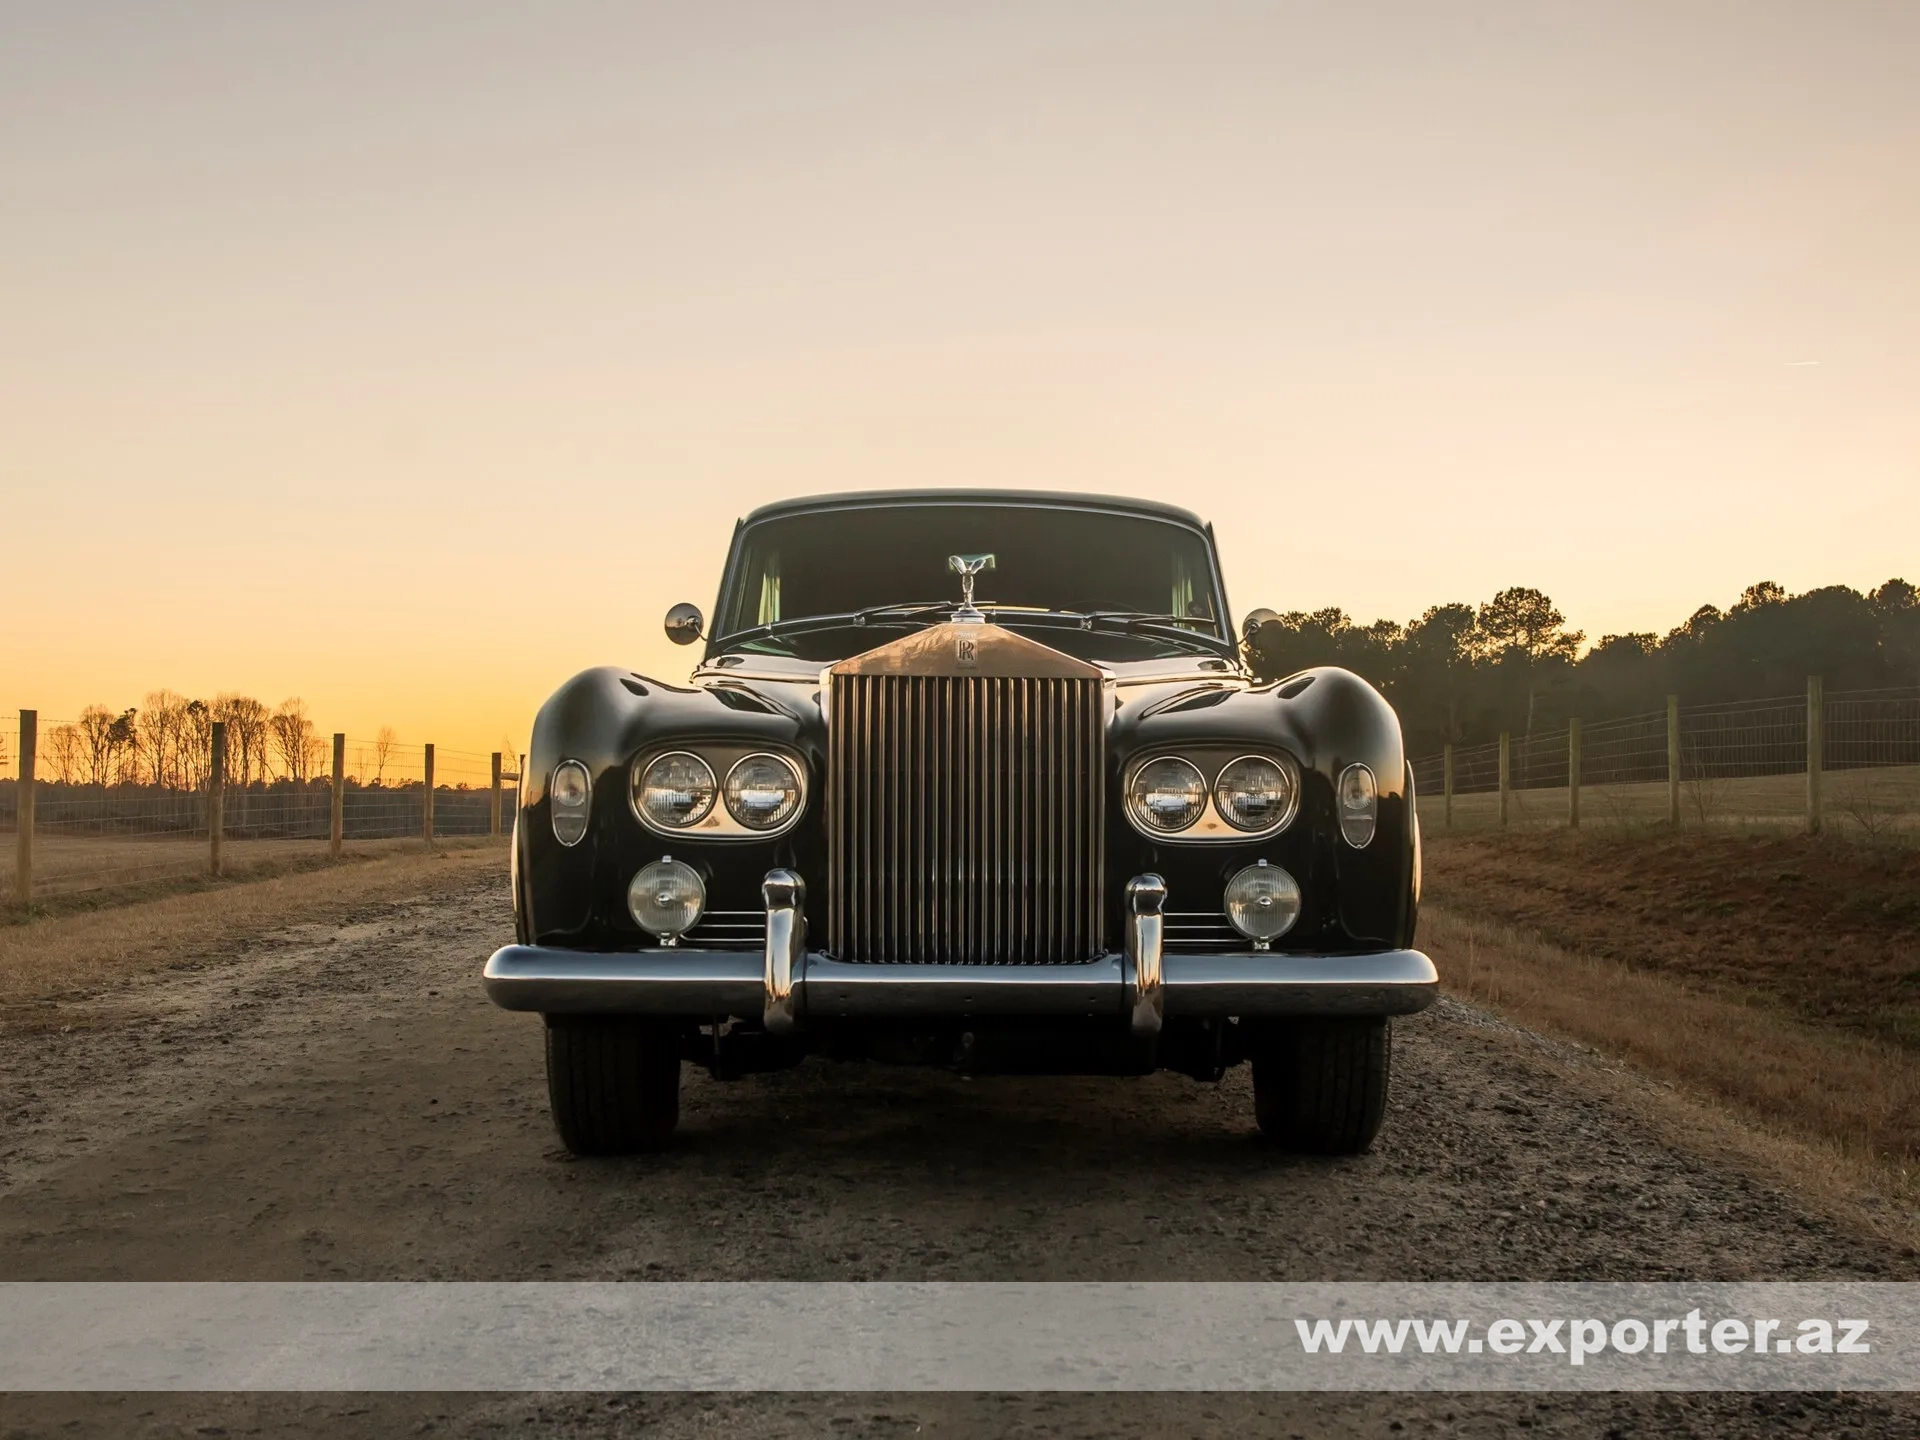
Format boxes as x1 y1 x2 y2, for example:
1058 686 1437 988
716 603 956 647
982 609 1231 653
850 601 957 624
1081 609 1218 633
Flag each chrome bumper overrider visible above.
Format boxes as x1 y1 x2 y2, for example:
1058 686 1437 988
483 870 1437 1031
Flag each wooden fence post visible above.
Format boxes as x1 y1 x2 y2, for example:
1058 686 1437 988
1442 743 1454 830
209 721 226 877
331 733 346 860
1806 675 1824 836
490 753 503 837
1666 695 1681 828
422 743 436 847
15 710 35 908
1497 732 1510 828
1567 717 1582 830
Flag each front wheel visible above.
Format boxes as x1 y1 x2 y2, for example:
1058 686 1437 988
544 1015 682 1155
1250 1017 1392 1155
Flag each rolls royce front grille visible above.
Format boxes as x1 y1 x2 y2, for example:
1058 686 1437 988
828 673 1105 964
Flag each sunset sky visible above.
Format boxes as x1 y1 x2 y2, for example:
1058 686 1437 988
6 2 1917 759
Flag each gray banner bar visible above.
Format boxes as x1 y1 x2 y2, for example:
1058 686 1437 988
2 1283 1915 1391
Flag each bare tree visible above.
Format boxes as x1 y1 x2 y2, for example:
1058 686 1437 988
1681 738 1722 825
46 724 82 784
1839 774 1893 840
179 699 214 792
76 706 117 787
214 694 271 787
137 690 189 790
270 698 319 782
373 726 397 787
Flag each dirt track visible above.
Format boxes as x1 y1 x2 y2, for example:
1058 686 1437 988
2 865 1915 1438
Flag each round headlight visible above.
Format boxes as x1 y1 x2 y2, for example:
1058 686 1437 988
1224 860 1302 944
1338 763 1378 848
628 858 706 939
633 751 717 831
1212 753 1300 833
549 759 591 847
1127 756 1208 833
724 753 803 831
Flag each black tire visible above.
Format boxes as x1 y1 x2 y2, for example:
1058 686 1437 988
544 1015 682 1155
1250 1017 1392 1155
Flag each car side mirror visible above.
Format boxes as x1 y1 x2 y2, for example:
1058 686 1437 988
665 603 705 646
1242 607 1280 642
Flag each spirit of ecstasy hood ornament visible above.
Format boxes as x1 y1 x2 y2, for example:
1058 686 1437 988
947 553 995 623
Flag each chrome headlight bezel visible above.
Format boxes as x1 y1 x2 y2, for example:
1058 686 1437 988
1121 749 1304 842
1124 755 1209 835
630 744 810 840
549 759 592 847
631 750 718 833
1212 752 1302 835
723 752 805 832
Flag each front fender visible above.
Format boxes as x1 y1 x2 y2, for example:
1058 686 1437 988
1108 666 1414 949
517 667 824 945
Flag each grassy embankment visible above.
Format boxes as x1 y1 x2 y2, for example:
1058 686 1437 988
1419 829 1920 1237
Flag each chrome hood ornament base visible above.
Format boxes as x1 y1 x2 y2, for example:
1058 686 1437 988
947 552 995 623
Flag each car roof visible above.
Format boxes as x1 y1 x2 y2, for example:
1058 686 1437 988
738 489 1210 531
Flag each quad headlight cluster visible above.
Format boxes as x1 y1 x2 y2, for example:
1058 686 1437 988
631 749 807 839
1124 751 1301 840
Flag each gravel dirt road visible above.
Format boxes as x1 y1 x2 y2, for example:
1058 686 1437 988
3 865 1915 1438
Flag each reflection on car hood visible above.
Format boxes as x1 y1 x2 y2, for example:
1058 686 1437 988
694 650 1245 695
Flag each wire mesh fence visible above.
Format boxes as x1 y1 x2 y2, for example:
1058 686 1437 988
2 717 520 905
1412 684 1920 835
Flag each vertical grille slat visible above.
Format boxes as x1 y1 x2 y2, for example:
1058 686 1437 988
829 670 1104 964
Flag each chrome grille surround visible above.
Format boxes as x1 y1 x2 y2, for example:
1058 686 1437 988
827 623 1106 965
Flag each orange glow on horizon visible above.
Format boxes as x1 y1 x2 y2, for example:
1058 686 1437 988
8 4 1916 757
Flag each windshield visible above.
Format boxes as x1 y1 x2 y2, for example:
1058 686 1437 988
713 503 1229 659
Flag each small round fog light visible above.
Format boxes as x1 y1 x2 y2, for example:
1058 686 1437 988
628 857 706 942
1224 860 1301 947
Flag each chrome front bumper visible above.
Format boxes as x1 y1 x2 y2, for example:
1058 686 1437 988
484 870 1437 1033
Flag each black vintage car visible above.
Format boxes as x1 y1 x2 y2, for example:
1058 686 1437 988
484 491 1433 1156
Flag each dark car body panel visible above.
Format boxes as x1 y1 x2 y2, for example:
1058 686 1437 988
517 662 1416 958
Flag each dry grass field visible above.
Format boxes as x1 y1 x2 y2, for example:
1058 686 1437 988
1426 761 1920 834
0 834 504 913
1418 829 1920 1234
